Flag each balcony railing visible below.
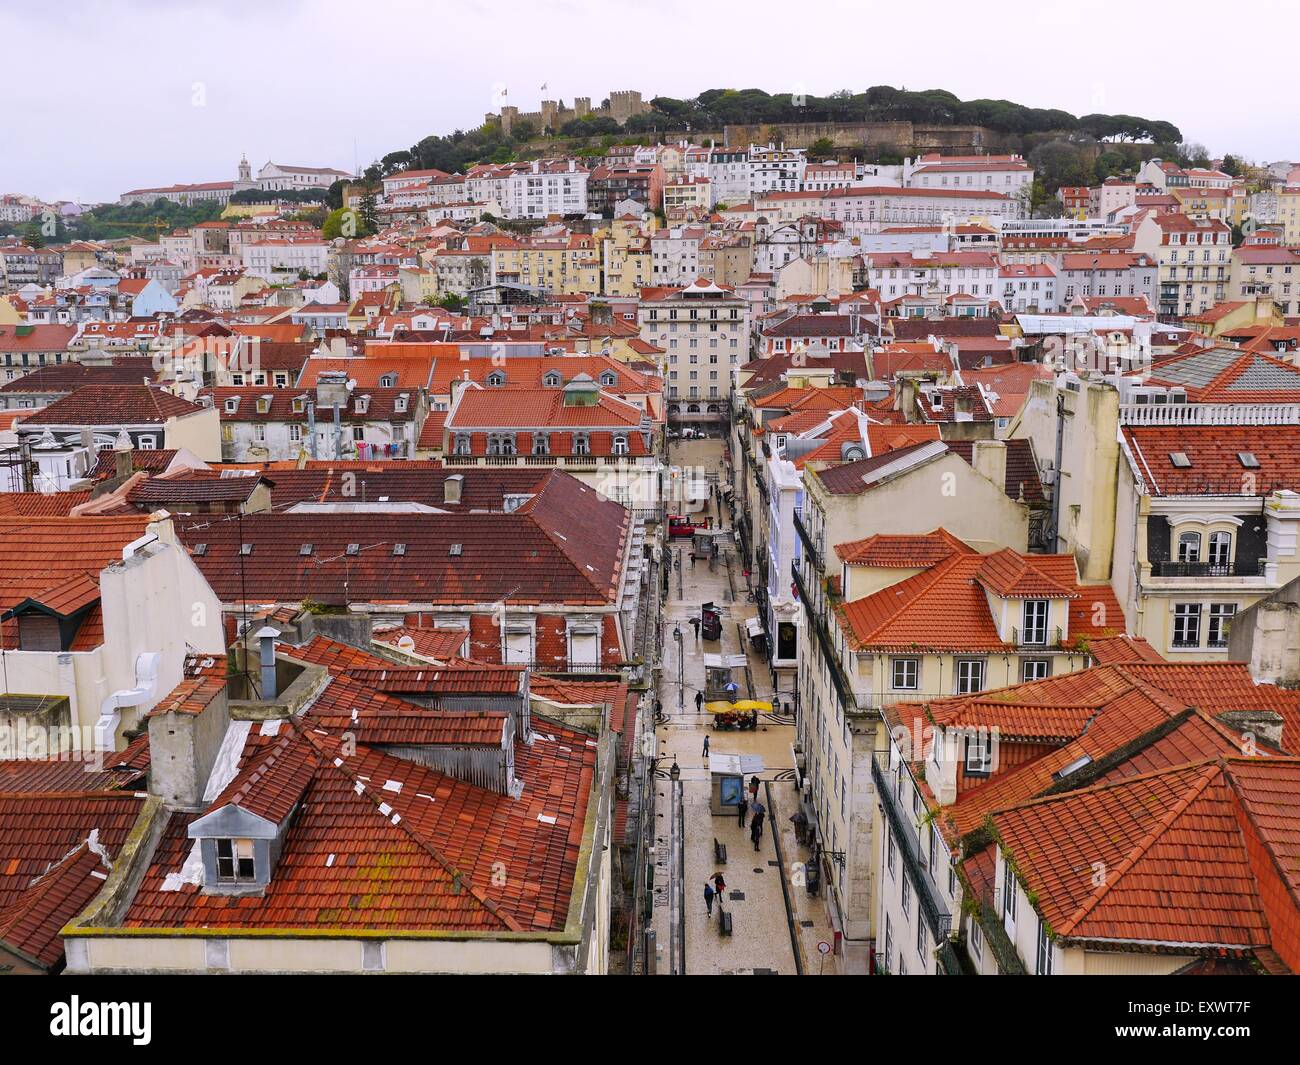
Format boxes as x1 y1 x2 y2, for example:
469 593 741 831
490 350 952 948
870 752 953 942
1009 626 1063 649
1151 559 1264 578
1119 403 1300 426
792 562 856 712
792 508 823 572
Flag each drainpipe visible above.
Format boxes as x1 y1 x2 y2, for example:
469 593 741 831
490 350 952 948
254 626 280 700
1050 393 1066 552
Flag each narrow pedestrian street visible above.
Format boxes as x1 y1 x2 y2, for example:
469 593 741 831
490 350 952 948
648 435 841 975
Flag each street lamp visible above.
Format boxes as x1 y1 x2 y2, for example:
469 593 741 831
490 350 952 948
673 623 684 710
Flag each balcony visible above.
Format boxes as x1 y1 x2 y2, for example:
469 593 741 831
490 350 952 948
1009 626 1062 649
1119 403 1300 426
870 752 953 943
791 562 856 713
792 508 823 572
1151 559 1264 578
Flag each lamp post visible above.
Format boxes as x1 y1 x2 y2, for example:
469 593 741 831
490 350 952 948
674 623 684 710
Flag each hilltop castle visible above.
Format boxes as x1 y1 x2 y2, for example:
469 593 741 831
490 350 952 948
485 89 650 135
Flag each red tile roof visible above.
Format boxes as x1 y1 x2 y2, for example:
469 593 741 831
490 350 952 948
1122 424 1300 496
23 385 203 427
123 719 596 933
992 759 1292 951
178 471 629 608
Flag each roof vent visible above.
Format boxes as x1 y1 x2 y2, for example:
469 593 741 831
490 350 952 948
299 543 313 556
346 543 360 555
1238 452 1260 468
449 543 463 556
239 543 254 555
392 543 407 556
193 543 208 556
1170 452 1192 468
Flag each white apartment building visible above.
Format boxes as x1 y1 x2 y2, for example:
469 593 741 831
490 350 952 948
824 186 1021 236
864 250 1000 303
650 225 705 285
637 278 750 424
504 159 589 219
241 239 329 279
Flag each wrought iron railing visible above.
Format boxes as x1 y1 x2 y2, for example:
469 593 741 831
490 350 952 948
870 752 952 942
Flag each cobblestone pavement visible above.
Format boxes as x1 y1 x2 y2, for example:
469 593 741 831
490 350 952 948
647 435 842 975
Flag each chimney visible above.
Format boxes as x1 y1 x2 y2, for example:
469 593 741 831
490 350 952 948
444 473 463 505
971 439 1007 491
115 447 133 480
255 626 280 700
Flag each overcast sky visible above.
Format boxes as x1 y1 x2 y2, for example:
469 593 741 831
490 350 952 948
4 0 1294 204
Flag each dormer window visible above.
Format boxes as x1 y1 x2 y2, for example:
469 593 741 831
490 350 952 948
291 396 305 414
255 395 272 415
355 394 370 415
487 370 506 387
224 397 239 413
532 432 550 456
453 433 471 456
487 432 516 456
600 371 618 387
380 373 397 387
543 371 562 387
395 393 409 413
573 432 590 456
612 433 629 456
1021 599 1049 645
216 838 256 884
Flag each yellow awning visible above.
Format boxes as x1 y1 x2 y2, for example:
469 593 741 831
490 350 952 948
730 700 772 713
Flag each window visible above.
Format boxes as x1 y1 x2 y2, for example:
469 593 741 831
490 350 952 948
1002 859 1018 922
883 915 893 970
1173 603 1201 647
917 919 928 959
1021 658 1050 683
955 659 985 694
969 919 984 962
1177 531 1201 563
1036 918 1053 975
901 873 912 918
964 732 993 777
1021 599 1048 645
137 435 156 450
453 433 471 456
891 658 919 691
886 827 897 878
215 838 256 883
531 433 549 456
1208 603 1236 648
289 424 302 442
612 434 628 456
1208 531 1232 571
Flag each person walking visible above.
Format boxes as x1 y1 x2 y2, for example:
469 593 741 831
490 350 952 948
690 615 700 640
711 871 726 896
749 775 760 805
737 795 748 827
695 690 704 713
702 734 710 758
704 881 715 916
750 813 763 852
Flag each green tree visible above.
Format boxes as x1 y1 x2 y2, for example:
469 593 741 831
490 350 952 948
322 206 370 240
808 137 836 159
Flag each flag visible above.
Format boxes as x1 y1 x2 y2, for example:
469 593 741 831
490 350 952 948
541 83 548 91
